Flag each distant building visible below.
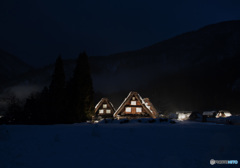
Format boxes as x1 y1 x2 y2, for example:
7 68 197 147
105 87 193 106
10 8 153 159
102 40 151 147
176 111 192 120
202 111 217 118
202 110 232 118
215 110 232 118
113 91 158 119
94 98 116 119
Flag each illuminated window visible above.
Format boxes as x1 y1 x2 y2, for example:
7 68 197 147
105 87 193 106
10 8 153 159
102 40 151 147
136 107 142 113
131 101 136 105
132 97 136 100
126 107 131 112
99 109 104 114
103 104 107 108
106 110 111 114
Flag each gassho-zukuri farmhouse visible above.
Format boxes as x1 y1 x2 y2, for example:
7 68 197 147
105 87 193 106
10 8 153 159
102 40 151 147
94 91 159 120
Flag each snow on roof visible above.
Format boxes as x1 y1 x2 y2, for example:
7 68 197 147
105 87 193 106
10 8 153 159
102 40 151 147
139 95 154 114
114 92 132 116
95 99 103 109
95 98 116 113
203 111 217 116
113 91 154 117
109 101 116 111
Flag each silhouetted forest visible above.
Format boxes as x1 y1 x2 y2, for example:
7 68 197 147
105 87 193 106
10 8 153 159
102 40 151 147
2 52 94 124
1 21 240 122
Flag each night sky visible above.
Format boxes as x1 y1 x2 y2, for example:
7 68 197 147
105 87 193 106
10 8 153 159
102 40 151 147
1 0 240 67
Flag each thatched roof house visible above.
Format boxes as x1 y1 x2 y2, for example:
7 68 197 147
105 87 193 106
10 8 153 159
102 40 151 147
215 110 232 118
113 91 158 119
95 98 116 119
176 111 192 120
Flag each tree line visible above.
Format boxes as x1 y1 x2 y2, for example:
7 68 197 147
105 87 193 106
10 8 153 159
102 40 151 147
2 52 94 124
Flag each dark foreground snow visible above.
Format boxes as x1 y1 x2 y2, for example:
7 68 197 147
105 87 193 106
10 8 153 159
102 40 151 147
0 122 240 168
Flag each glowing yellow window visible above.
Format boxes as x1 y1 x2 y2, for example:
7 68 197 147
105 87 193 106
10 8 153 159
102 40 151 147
136 107 142 113
126 107 131 112
131 101 136 105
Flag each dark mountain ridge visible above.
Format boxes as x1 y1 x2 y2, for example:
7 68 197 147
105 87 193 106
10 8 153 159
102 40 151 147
108 20 240 70
1 20 240 113
0 50 33 88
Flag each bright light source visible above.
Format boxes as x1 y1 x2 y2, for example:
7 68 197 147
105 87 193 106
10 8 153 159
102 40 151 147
178 113 191 120
126 107 131 112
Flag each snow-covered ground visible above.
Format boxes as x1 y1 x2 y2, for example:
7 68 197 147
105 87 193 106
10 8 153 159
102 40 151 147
0 121 240 168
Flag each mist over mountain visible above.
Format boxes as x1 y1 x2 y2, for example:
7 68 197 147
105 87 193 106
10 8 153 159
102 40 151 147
1 20 240 113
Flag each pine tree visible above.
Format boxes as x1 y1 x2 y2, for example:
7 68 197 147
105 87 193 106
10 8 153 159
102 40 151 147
49 56 65 93
5 96 23 124
24 92 41 124
67 52 94 123
81 52 94 120
49 55 66 124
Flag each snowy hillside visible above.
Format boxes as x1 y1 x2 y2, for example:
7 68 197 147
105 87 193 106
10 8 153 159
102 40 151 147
0 122 239 168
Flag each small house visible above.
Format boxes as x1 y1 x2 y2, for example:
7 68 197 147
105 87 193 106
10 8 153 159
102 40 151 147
215 110 232 118
94 98 116 119
176 111 192 120
113 91 158 119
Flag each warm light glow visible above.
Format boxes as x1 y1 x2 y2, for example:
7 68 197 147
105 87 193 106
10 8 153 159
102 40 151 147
178 113 191 120
216 112 232 118
103 104 107 108
131 101 136 105
99 109 104 114
126 107 131 112
136 107 142 112
106 109 111 114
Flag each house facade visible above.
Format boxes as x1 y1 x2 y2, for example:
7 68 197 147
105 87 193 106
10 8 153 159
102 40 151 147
113 91 158 119
94 98 116 119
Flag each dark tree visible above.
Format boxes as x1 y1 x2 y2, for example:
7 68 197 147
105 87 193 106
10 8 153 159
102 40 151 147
4 96 23 124
24 92 42 124
49 55 65 92
67 52 94 123
48 55 66 123
23 56 66 124
8 54 94 124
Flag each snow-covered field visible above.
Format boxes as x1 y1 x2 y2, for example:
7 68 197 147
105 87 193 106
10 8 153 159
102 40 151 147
0 121 240 168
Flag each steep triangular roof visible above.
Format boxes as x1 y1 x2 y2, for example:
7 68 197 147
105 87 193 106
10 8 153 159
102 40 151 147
95 98 116 114
113 91 156 118
143 98 158 117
